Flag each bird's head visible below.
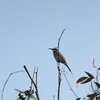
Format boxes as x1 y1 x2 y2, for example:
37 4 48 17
49 47 59 52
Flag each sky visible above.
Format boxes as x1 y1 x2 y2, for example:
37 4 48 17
0 0 100 100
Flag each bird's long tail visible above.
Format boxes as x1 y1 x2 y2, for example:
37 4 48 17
65 64 74 78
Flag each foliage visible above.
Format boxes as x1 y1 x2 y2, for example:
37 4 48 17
76 59 100 100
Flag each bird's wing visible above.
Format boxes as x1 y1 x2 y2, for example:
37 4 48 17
58 51 67 64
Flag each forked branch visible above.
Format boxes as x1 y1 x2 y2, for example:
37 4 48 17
23 65 40 100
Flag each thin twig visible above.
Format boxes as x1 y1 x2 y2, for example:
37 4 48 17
23 65 40 100
57 29 65 100
36 67 38 85
57 65 62 100
35 67 39 100
27 66 36 100
90 81 95 93
1 70 24 100
53 95 55 100
58 29 65 49
31 66 36 93
63 72 78 98
96 68 100 83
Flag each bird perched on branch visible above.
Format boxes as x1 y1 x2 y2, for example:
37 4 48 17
49 47 73 75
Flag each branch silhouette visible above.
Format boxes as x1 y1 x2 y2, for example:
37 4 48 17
57 29 65 100
1 70 24 100
23 65 40 100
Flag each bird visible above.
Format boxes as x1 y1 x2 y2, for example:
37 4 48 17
49 47 73 76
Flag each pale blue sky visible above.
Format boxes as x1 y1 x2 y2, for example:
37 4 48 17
0 0 100 100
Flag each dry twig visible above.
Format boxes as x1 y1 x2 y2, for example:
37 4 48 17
58 29 65 49
23 65 40 100
57 29 65 100
63 72 78 98
1 70 24 100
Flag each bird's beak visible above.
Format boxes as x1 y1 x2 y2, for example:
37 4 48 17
49 48 53 50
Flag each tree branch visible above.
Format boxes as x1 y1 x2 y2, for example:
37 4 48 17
23 65 40 100
53 95 55 100
57 29 65 100
1 70 24 100
27 66 36 100
58 29 65 49
63 71 78 98
57 65 62 100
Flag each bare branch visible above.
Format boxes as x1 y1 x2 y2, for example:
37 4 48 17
90 81 95 93
58 29 65 49
31 66 36 92
27 66 36 100
53 95 55 100
63 71 78 98
36 67 39 85
23 65 40 100
93 58 96 68
57 29 65 100
57 65 62 100
1 70 24 100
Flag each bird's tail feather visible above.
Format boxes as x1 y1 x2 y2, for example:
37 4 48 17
66 64 74 78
